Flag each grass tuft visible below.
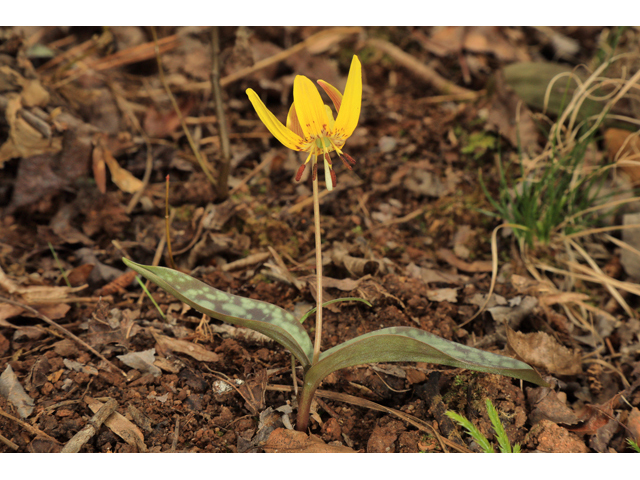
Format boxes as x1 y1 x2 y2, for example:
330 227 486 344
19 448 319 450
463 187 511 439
446 398 521 453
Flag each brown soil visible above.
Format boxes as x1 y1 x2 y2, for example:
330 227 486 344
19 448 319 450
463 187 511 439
1 26 639 453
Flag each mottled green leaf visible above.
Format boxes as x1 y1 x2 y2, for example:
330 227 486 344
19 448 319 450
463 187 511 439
123 259 313 367
302 326 546 393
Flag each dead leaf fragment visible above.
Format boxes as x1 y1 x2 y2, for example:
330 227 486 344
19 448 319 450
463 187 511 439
620 212 640 280
92 136 143 194
506 327 582 375
407 262 469 285
487 296 538 329
263 428 355 453
0 332 9 356
528 388 579 425
63 358 99 376
66 264 95 287
85 396 146 452
153 331 220 363
0 66 50 107
569 394 621 435
0 95 61 167
626 407 640 443
117 349 162 377
437 248 492 273
0 303 25 328
0 364 35 419
605 128 640 183
426 288 458 303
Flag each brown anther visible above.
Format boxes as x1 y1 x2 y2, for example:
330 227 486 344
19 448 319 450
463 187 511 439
343 153 356 166
295 164 307 181
312 163 318 181
339 155 353 170
324 153 332 166
330 168 337 187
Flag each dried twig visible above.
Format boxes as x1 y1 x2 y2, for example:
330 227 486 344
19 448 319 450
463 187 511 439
107 81 155 215
0 406 59 444
164 175 177 270
0 296 126 377
221 252 271 272
136 27 363 97
170 417 180 452
150 27 217 188
0 432 19 451
228 153 275 197
211 26 232 200
367 38 472 96
61 398 118 453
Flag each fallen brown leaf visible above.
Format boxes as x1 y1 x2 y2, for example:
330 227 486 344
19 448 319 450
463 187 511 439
539 292 590 306
437 248 492 273
152 330 220 363
143 98 195 138
92 135 143 194
569 393 621 435
626 407 640 442
0 66 50 107
0 365 35 419
426 288 458 303
263 428 355 453
604 128 640 183
506 326 582 375
0 95 61 167
66 264 95 287
0 303 24 328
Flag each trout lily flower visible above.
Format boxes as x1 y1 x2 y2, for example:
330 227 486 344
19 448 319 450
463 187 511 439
246 55 362 191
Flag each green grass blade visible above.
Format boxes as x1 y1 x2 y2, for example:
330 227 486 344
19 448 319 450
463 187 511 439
135 275 166 320
48 242 71 288
445 410 494 453
485 398 512 453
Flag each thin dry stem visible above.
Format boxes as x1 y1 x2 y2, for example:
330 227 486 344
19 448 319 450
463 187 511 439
0 296 126 377
535 261 640 297
460 223 527 327
567 239 635 318
150 27 217 188
312 170 323 365
564 223 640 240
164 175 177 270
367 38 472 96
211 26 232 200
107 81 154 215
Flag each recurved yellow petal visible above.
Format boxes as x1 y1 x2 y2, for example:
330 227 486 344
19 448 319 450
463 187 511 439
334 55 362 140
293 75 330 140
246 88 303 151
317 80 342 113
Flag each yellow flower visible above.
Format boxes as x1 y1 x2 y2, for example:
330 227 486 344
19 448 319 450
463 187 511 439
246 55 362 191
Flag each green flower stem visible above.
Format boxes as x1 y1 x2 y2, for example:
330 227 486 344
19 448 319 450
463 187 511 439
296 378 315 432
296 159 324 432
